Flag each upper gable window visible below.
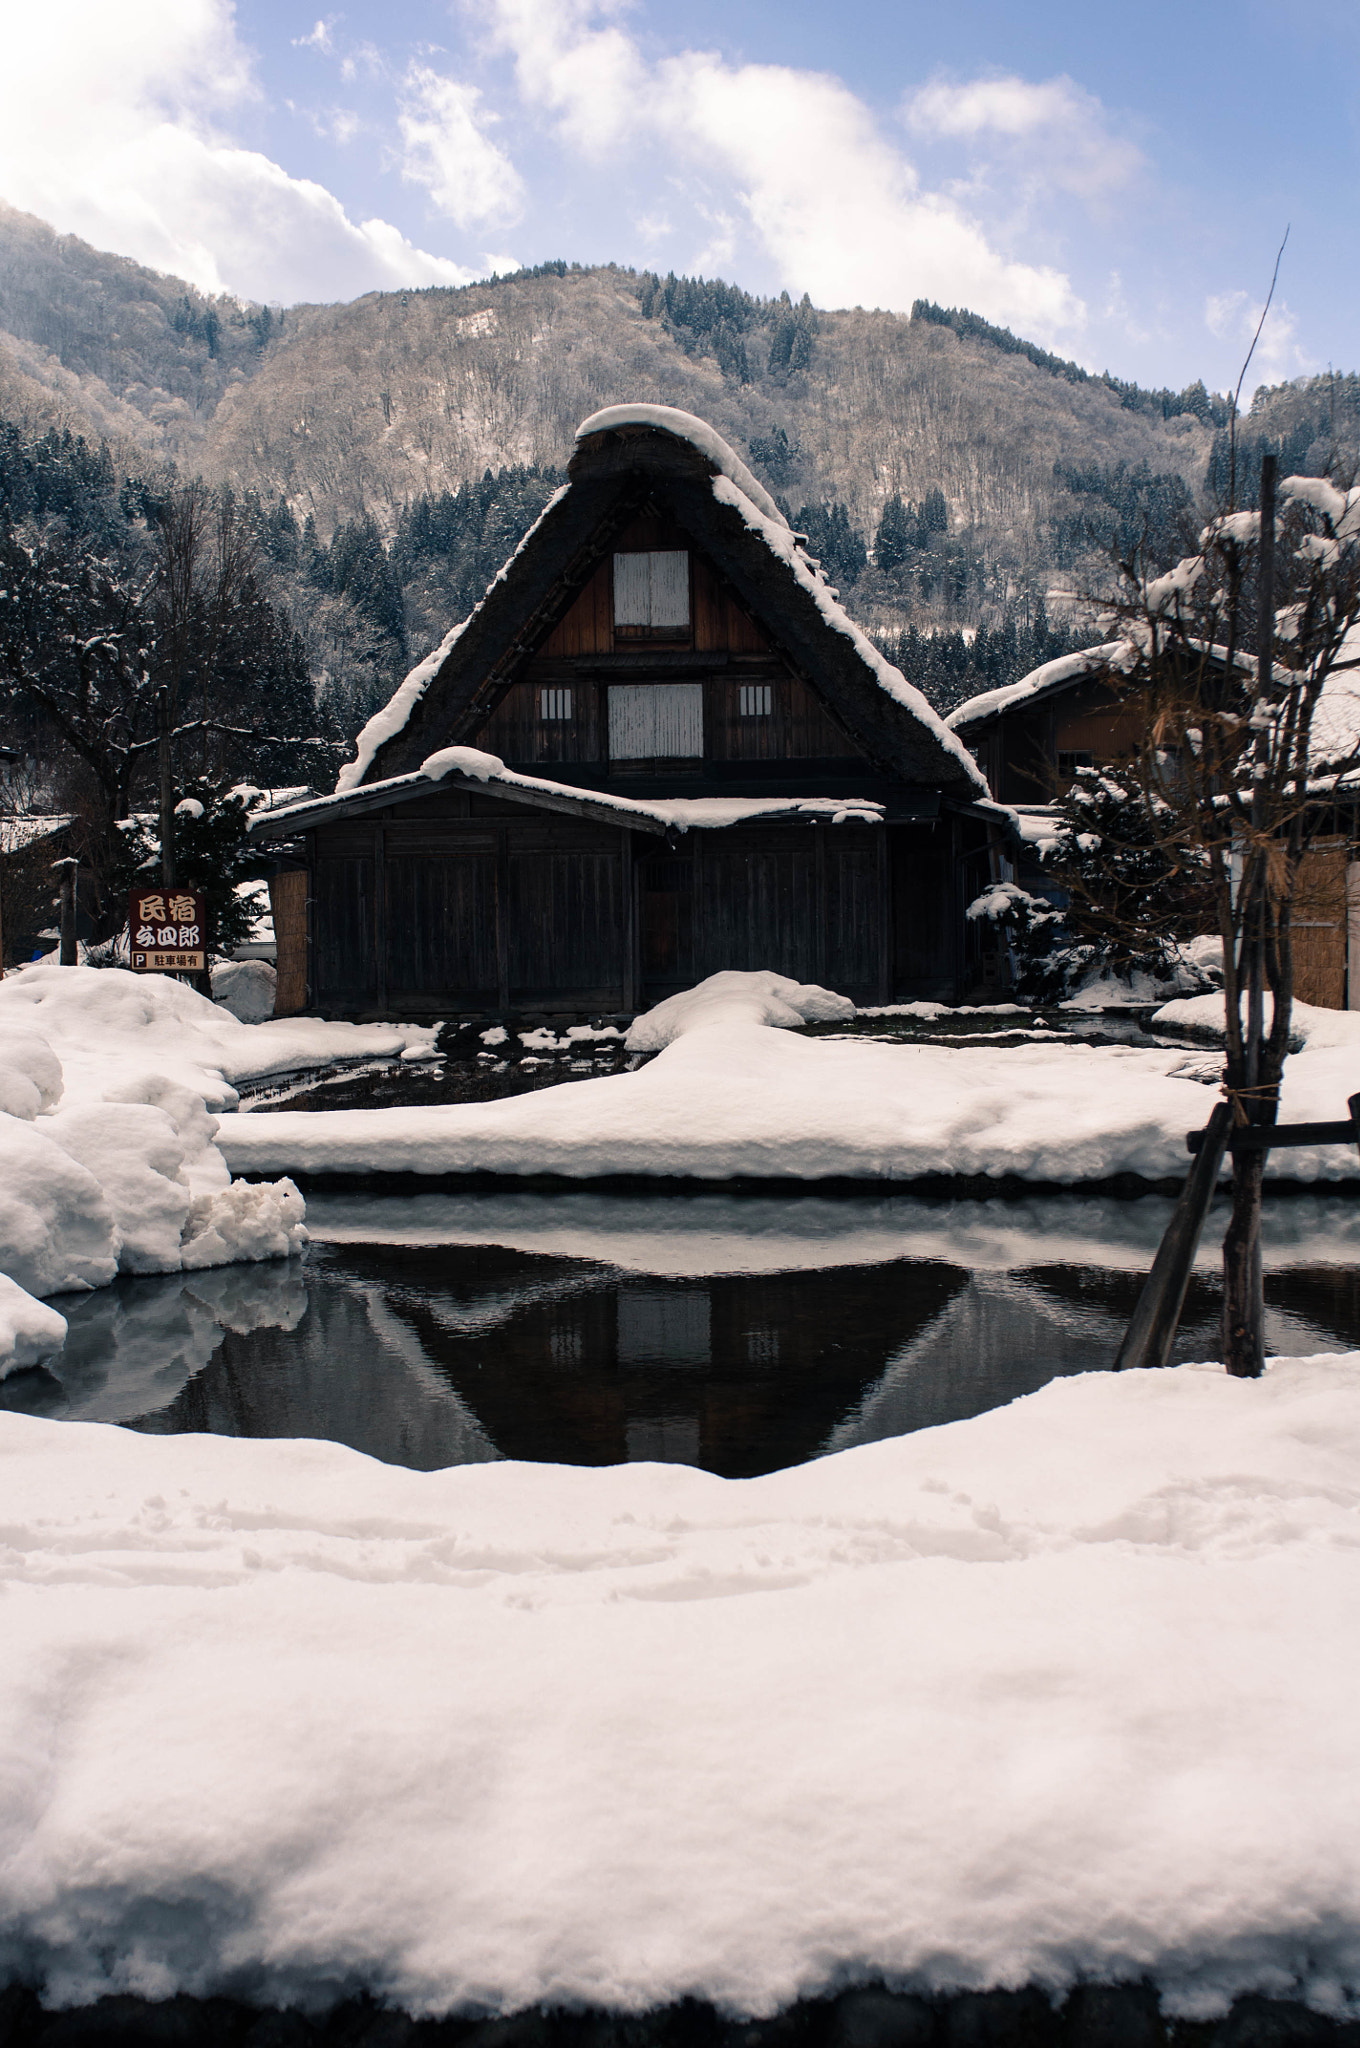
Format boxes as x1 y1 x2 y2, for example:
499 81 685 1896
614 551 690 634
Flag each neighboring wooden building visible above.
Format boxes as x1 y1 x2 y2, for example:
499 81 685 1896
950 644 1360 1011
253 406 1002 1020
947 643 1142 805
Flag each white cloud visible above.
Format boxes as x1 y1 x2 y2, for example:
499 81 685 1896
487 1 1084 338
1205 289 1308 387
0 0 475 302
397 64 524 231
293 19 336 55
904 73 1143 203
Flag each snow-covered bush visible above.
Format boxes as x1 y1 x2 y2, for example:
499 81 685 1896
966 881 1093 1003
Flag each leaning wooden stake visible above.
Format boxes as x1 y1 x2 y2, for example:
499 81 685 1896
1115 1101 1233 1372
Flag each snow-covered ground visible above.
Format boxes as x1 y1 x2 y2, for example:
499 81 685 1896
217 972 1360 1188
3 1354 1360 2019
0 967 438 1366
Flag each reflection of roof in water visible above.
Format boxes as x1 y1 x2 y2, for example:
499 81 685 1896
300 1188 1360 1278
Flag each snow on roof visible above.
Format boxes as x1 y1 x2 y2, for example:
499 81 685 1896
575 404 789 530
334 485 571 794
337 408 982 799
0 813 73 853
708 475 988 794
1309 622 1360 771
947 643 1133 731
259 744 888 837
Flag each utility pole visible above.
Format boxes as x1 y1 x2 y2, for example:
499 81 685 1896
159 680 176 888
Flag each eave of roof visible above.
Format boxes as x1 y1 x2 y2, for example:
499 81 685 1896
947 643 1132 732
250 749 892 841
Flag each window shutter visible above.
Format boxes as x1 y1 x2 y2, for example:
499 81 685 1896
649 551 690 628
613 551 690 628
608 683 704 759
613 553 651 625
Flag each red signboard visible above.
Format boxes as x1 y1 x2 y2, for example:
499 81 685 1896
129 888 207 972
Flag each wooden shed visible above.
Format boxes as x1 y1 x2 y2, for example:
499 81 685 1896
253 405 1000 1020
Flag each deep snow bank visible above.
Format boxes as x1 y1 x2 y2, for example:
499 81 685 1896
0 966 436 1112
0 972 327 1361
216 965 1221 1185
3 1356 1360 2017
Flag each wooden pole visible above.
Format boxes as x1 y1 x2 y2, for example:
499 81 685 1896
54 857 78 966
1115 1101 1233 1372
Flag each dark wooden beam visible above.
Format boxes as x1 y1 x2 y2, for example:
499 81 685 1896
621 827 637 1014
1115 1101 1234 1373
1187 1113 1360 1153
495 827 510 1012
373 824 386 1013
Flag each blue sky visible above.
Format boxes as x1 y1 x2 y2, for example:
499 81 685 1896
2 0 1356 397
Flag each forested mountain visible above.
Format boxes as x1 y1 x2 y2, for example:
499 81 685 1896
2 197 1357 740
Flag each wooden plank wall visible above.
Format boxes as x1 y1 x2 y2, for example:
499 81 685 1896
268 869 309 1017
307 808 960 1019
1294 840 1348 1009
478 672 861 766
528 525 772 661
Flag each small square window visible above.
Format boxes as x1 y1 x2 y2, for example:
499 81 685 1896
540 687 573 722
1057 748 1094 779
739 683 772 718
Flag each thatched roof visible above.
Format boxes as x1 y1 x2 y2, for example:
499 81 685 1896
342 407 985 797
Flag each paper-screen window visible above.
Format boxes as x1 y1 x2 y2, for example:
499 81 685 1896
613 551 690 630
608 682 704 759
739 684 772 718
539 687 573 721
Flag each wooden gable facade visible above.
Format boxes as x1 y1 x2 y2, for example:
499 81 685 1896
949 652 1147 807
255 409 1000 1020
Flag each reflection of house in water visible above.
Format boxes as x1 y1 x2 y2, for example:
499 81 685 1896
129 1275 498 1471
120 1244 965 1478
11 1215 1360 1476
319 1243 967 1477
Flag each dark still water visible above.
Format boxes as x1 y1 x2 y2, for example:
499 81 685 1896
7 1191 1360 1476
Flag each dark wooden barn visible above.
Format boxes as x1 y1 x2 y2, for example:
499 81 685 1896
253 405 1003 1020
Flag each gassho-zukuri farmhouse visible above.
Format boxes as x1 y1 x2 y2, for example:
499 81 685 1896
251 405 1017 1020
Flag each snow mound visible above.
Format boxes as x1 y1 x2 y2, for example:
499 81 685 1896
0 965 435 1109
1152 991 1360 1049
182 1175 307 1269
0 1114 119 1295
0 1275 67 1377
0 1020 308 1301
575 403 789 528
420 744 505 782
5 1355 1360 2017
624 970 855 1052
0 1031 64 1119
212 959 277 1024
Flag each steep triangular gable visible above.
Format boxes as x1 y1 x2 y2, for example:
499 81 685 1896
344 408 985 796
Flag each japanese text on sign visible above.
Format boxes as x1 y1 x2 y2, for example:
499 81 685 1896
129 888 207 972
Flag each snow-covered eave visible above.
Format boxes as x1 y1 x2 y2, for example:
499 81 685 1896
574 405 790 529
253 751 890 841
707 476 989 798
947 643 1133 731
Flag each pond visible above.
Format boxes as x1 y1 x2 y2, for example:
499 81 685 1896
7 1191 1360 1476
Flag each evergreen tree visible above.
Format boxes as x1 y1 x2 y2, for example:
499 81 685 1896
875 495 913 572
